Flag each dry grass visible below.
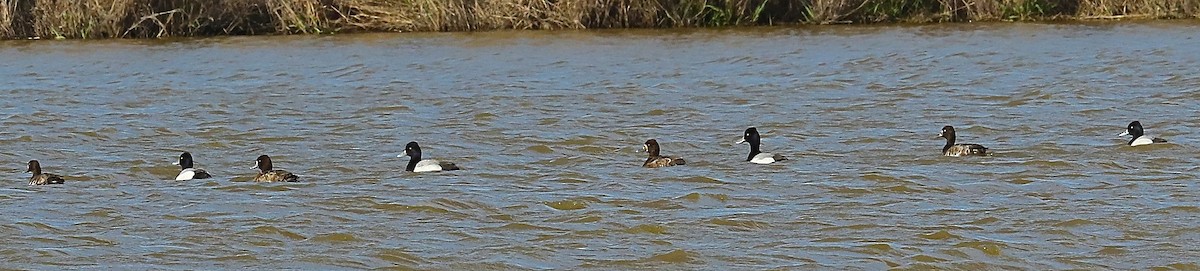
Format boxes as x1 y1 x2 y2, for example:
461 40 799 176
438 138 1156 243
30 0 133 38
1076 0 1200 18
1 0 1198 39
805 0 864 23
0 1 12 37
123 0 307 37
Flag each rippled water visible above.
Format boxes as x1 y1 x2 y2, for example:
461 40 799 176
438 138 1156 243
2 22 1199 269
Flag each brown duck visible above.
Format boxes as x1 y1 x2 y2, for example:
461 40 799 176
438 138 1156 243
939 126 988 157
642 139 685 168
26 160 65 185
252 155 299 182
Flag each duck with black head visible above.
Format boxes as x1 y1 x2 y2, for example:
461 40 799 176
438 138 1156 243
735 127 788 164
173 152 212 181
252 155 299 182
1118 121 1167 146
26 160 65 185
642 139 685 168
398 141 460 173
938 125 988 157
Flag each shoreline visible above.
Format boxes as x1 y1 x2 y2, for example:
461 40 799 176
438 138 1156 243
1 0 1197 39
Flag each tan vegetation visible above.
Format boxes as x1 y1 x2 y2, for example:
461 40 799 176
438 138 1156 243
0 0 1197 39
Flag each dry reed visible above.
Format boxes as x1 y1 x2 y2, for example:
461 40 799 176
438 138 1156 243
0 0 1197 39
0 1 12 37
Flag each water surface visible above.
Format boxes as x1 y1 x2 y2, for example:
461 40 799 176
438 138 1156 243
1 22 1199 270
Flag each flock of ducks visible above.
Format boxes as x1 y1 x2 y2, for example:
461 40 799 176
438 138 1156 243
24 141 453 185
639 127 794 168
23 121 1168 185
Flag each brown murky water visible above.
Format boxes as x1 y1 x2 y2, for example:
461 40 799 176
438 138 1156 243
2 22 1199 269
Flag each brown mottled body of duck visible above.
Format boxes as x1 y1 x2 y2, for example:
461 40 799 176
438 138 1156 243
939 126 988 157
26 160 65 185
642 139 685 168
253 155 299 182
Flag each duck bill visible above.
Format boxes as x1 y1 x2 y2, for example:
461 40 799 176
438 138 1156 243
397 153 408 158
1117 131 1129 137
735 138 746 144
172 161 180 166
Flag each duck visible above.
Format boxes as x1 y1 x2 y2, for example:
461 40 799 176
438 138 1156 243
398 141 460 172
938 125 988 156
26 160 65 185
252 155 299 182
173 152 212 181
1118 121 1167 146
735 127 787 164
642 139 685 168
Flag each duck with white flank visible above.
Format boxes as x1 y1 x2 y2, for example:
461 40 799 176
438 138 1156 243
736 127 788 164
399 142 461 172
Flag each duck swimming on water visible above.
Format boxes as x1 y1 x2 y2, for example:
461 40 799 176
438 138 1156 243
26 160 65 185
938 125 988 157
736 127 787 164
252 155 299 182
642 139 685 168
398 142 461 173
173 152 212 181
1118 121 1167 146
